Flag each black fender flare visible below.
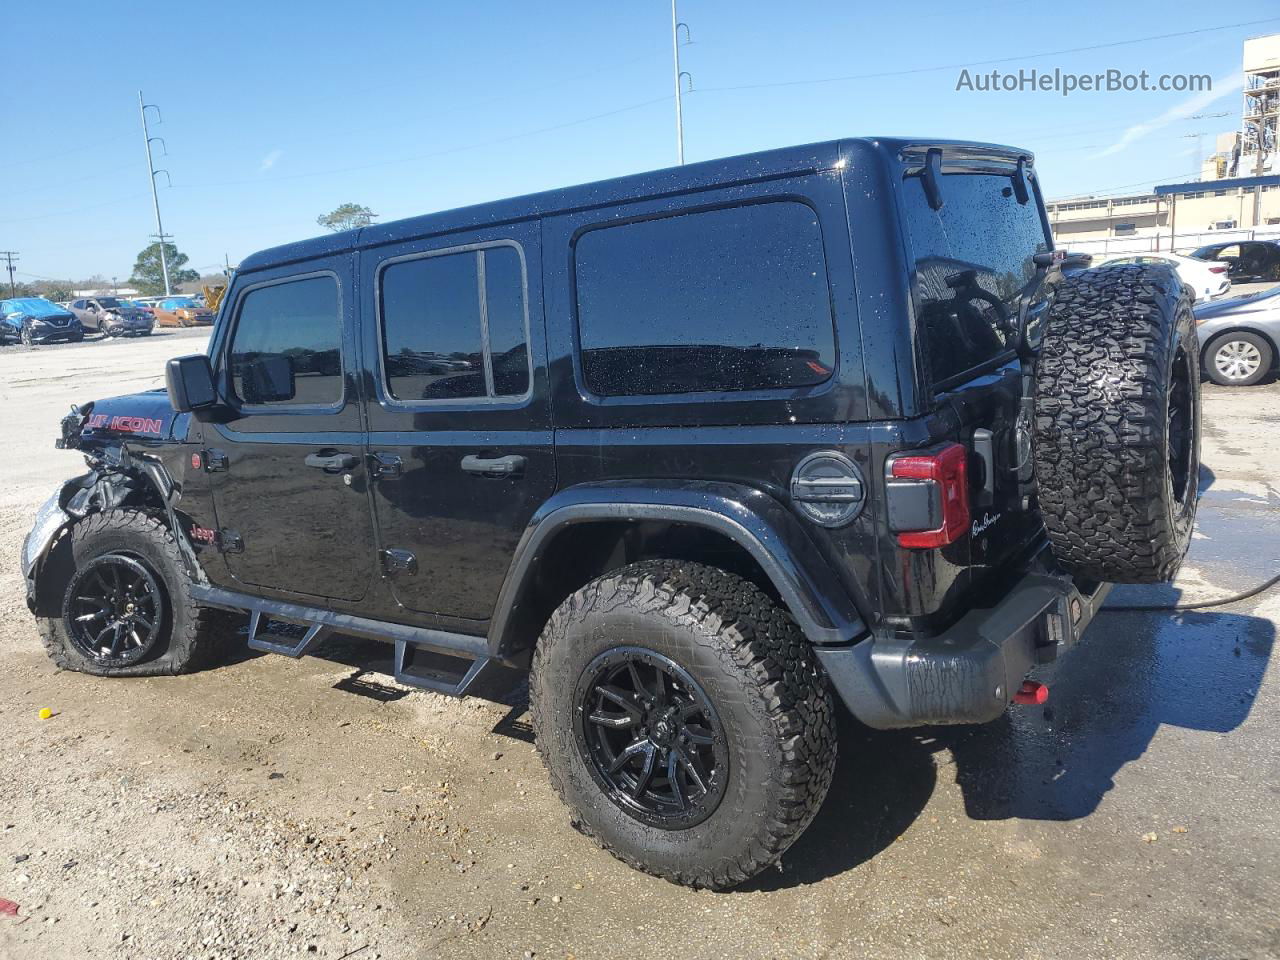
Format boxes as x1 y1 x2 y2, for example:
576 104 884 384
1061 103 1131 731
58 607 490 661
487 479 867 657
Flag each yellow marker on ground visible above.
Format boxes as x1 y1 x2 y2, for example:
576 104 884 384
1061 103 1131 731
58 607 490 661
38 708 53 720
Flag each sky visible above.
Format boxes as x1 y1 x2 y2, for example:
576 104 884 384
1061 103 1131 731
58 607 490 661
4 0 1277 284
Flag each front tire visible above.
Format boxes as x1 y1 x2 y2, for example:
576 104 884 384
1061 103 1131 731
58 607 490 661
1204 331 1272 387
530 560 836 889
36 510 230 676
20 323 33 346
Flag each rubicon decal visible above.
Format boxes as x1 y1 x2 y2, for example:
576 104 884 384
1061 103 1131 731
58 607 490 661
86 414 166 435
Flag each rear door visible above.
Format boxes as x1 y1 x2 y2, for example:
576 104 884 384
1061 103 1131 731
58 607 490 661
206 257 378 602
359 224 555 623
896 153 1051 586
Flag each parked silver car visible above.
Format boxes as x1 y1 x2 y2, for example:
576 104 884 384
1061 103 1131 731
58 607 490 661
1194 286 1279 386
66 297 154 338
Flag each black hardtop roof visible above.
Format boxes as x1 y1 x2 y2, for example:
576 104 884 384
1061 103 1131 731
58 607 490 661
237 137 1032 273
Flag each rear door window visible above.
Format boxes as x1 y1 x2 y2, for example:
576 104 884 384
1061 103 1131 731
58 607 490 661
573 201 835 397
902 172 1050 386
379 244 530 403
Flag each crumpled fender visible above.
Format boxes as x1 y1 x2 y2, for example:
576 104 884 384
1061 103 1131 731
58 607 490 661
21 473 93 610
22 452 198 613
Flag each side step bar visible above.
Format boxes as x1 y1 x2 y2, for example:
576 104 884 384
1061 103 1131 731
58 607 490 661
190 584 502 698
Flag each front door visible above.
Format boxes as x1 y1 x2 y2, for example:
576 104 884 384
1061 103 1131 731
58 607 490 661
207 257 377 602
359 226 555 623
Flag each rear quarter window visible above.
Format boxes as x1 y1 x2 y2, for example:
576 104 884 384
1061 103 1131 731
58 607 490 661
902 172 1050 386
573 201 836 397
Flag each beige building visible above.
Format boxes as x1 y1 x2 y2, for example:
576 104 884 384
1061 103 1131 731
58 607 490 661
1046 179 1280 253
1045 32 1280 254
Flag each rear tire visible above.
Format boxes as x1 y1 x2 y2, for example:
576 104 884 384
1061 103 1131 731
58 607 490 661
530 560 836 889
1033 263 1200 583
1204 331 1272 387
36 510 231 676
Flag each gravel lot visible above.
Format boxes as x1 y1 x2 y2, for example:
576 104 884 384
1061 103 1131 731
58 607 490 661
0 327 1277 960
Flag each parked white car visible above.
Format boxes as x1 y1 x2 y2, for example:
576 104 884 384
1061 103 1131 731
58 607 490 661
1093 252 1230 302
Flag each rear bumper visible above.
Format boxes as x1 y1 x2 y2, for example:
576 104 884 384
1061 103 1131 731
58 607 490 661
816 548 1112 729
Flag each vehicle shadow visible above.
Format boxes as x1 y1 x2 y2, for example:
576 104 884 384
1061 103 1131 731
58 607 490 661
741 705 937 892
743 598 1273 890
943 604 1273 822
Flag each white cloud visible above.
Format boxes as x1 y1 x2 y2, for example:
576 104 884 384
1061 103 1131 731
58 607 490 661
260 149 283 172
1093 72 1244 159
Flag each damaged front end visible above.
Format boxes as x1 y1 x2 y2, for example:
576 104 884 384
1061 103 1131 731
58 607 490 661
23 399 199 614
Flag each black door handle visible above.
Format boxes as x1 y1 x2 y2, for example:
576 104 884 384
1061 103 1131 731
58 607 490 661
304 452 358 472
460 454 525 477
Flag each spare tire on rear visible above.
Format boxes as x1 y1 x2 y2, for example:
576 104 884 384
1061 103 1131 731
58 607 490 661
1032 263 1200 584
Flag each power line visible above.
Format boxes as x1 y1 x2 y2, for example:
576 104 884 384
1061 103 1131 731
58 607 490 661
0 193 150 226
693 17 1280 94
173 94 671 192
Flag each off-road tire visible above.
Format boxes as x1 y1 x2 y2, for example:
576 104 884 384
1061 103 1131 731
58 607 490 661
1033 263 1200 583
530 559 837 889
36 509 231 676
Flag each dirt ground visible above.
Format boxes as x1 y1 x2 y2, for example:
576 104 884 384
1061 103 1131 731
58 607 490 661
1 329 1277 960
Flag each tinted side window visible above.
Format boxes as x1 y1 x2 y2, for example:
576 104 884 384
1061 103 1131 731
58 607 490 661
229 276 342 406
574 202 835 397
902 173 1050 385
483 246 530 397
380 245 529 402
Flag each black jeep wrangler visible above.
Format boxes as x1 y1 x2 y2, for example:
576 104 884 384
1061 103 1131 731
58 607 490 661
21 138 1200 889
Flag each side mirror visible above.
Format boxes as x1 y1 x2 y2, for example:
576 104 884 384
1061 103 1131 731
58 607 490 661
166 354 217 412
241 355 295 404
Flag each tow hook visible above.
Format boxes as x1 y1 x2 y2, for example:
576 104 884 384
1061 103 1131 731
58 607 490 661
1013 680 1049 705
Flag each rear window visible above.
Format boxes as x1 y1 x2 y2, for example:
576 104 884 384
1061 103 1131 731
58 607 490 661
573 201 836 397
903 172 1050 385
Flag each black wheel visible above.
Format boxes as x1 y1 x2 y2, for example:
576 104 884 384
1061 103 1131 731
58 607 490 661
63 554 165 667
35 510 231 676
530 560 837 889
1204 331 1272 387
1034 263 1201 583
20 323 33 346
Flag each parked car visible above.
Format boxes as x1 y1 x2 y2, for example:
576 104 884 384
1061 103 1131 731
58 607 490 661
121 298 156 316
152 296 214 327
1187 239 1280 283
1194 285 1279 386
0 297 83 345
21 138 1202 890
1094 252 1230 302
66 297 154 337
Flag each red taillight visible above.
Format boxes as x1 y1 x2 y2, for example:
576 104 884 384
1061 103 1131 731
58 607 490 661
1208 265 1228 274
889 442 970 548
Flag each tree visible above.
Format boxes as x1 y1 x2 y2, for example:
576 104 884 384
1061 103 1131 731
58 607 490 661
316 203 377 233
129 242 200 296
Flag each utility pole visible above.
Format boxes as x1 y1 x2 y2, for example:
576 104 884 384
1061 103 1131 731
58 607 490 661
138 91 173 296
670 1 691 164
0 251 17 298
